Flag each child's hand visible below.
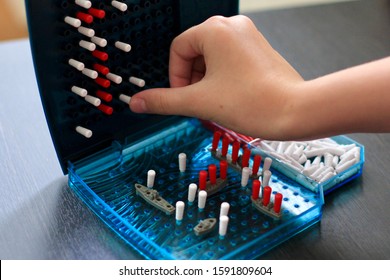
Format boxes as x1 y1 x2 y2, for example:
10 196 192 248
129 15 305 140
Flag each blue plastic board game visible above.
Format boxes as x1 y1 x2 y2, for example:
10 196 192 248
25 0 364 259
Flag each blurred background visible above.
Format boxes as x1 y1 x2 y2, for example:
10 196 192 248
0 0 356 41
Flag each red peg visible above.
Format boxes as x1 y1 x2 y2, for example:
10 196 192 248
208 164 217 185
93 63 110 75
221 137 230 157
95 77 111 88
97 104 113 115
252 179 261 200
76 12 93 24
220 160 228 180
274 193 283 213
241 148 251 168
92 50 109 61
88 8 106 19
262 186 272 207
212 131 222 151
199 170 207 191
252 155 262 176
232 141 240 164
96 90 113 102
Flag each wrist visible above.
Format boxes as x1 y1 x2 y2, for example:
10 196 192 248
275 81 313 141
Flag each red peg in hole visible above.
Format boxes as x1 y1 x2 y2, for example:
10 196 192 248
76 12 93 24
221 137 229 157
88 8 106 19
220 160 228 180
232 141 240 164
252 155 262 176
208 164 217 185
252 179 261 200
241 148 251 168
274 193 283 214
199 170 207 191
262 186 272 206
212 131 222 151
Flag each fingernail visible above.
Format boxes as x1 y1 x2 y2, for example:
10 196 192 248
130 97 147 113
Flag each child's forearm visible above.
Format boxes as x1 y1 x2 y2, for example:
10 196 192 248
291 57 390 139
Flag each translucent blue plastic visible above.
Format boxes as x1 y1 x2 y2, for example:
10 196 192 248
68 119 326 259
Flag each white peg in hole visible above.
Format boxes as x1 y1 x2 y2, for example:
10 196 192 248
64 16 81 28
71 86 87 97
75 0 92 9
106 73 122 84
78 26 95 37
111 1 128 11
76 126 92 138
79 40 96 51
129 76 146 88
219 202 230 217
219 216 229 238
82 68 98 79
175 201 185 224
91 36 107 48
115 41 132 52
178 153 186 172
198 190 207 211
241 167 250 187
262 170 272 187
147 170 156 188
85 95 101 107
188 183 197 204
68 59 84 71
119 94 131 104
262 157 272 173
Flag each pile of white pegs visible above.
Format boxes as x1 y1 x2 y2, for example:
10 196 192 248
256 138 361 183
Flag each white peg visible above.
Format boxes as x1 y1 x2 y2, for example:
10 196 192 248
175 201 185 223
241 167 250 187
336 158 357 174
188 183 197 204
85 95 101 107
115 41 132 52
79 40 96 51
178 153 187 172
332 156 339 168
111 1 128 11
91 36 107 48
305 147 344 158
106 73 122 84
319 171 335 183
82 68 98 79
64 16 81 28
262 170 272 187
75 126 92 138
262 157 272 173
198 190 207 211
219 216 229 238
147 170 156 188
324 153 334 167
71 86 87 97
75 0 92 9
292 145 304 160
68 59 84 71
312 156 322 166
78 26 95 37
219 202 230 217
129 76 146 87
119 94 131 104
